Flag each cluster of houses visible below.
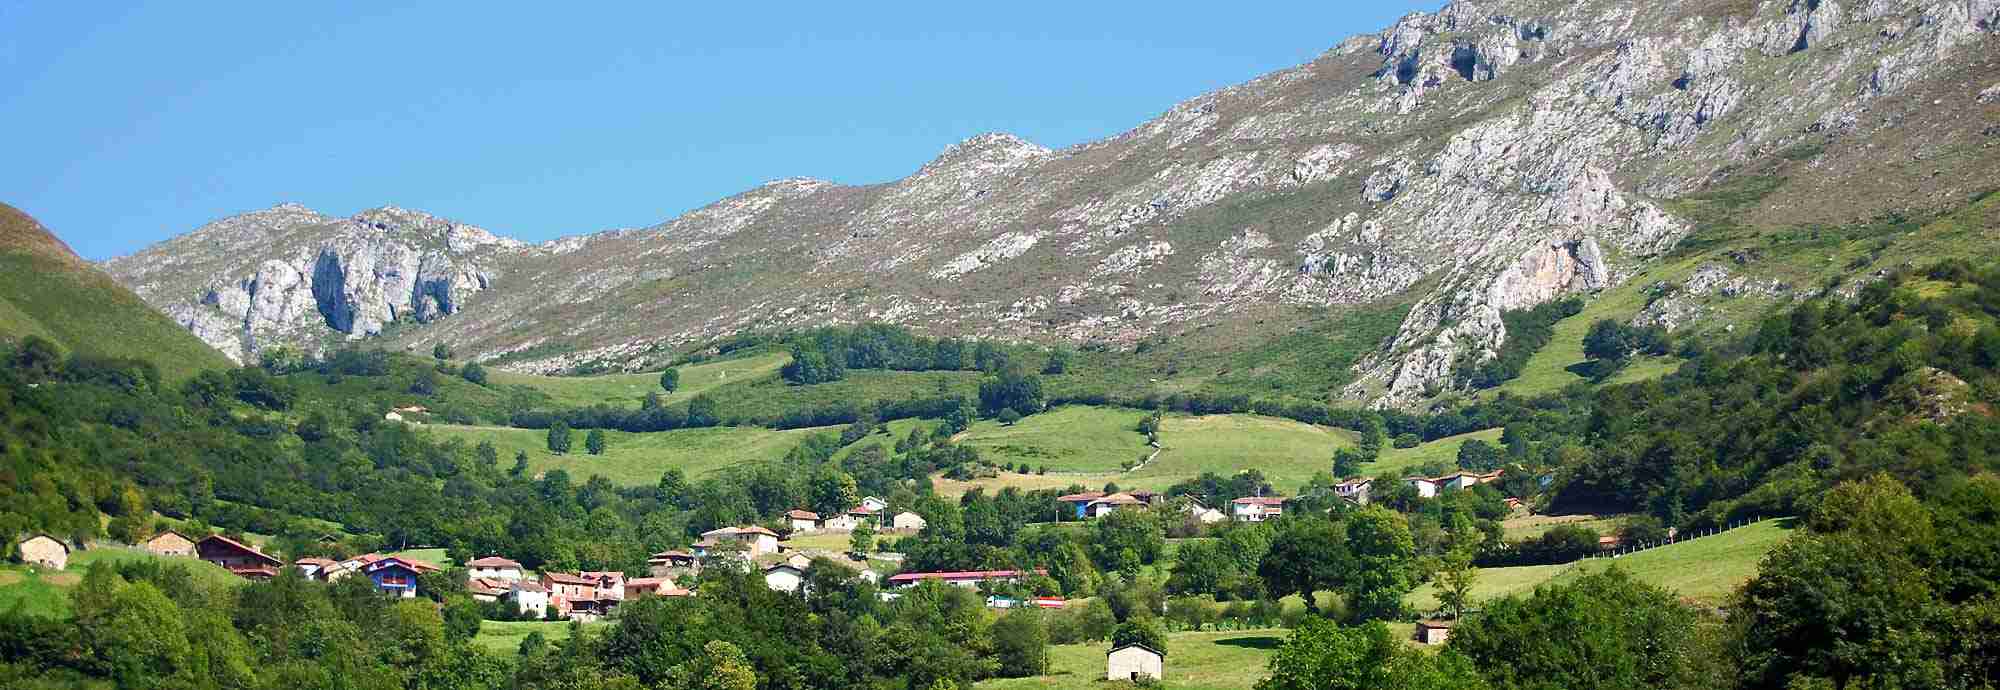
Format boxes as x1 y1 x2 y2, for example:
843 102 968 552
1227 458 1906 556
779 496 928 534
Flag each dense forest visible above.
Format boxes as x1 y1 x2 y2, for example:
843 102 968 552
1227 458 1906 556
4 261 2000 688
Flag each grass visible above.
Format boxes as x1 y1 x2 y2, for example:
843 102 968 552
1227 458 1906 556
1499 513 1630 541
1406 517 1795 612
957 406 1153 473
490 351 790 410
426 423 835 486
1366 428 1503 478
387 548 450 567
0 546 243 618
0 205 234 382
977 629 1288 690
941 409 1353 495
471 620 608 657
701 368 984 425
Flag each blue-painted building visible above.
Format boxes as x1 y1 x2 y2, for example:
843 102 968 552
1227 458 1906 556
363 557 426 598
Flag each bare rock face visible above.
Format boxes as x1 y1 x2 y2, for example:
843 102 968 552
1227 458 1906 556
105 204 517 362
104 0 2000 406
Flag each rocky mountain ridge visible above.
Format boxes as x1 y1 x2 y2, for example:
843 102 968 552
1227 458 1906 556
101 0 2000 406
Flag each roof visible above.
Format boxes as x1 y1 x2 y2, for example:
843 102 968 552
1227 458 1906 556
1108 643 1166 658
362 557 434 575
580 571 625 582
147 530 192 543
785 509 821 521
466 556 523 568
1417 619 1457 629
228 566 279 579
512 581 548 593
467 578 509 596
886 569 1046 584
294 557 337 568
1404 476 1438 484
626 577 673 587
650 550 694 561
763 563 805 574
1231 496 1286 506
846 505 879 515
21 533 69 552
198 534 280 565
1335 478 1373 488
1088 493 1145 506
1057 491 1105 502
701 526 780 538
543 572 598 585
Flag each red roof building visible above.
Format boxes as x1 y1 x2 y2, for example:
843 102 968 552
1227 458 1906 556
885 569 1048 588
195 535 282 579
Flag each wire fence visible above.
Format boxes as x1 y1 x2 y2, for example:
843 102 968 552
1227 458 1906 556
1585 515 1782 560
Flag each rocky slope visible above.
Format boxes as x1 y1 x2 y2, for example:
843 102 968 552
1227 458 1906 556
102 0 2000 406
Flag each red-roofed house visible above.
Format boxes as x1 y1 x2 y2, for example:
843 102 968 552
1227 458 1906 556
785 510 822 532
1230 496 1286 522
196 535 282 580
466 556 525 581
885 569 1048 589
1057 491 1106 519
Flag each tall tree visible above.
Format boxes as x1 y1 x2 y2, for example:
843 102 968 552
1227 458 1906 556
585 428 608 456
1258 520 1346 614
547 422 573 454
660 368 681 393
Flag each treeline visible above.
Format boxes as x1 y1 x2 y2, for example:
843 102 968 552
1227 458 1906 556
777 324 1039 384
507 392 975 432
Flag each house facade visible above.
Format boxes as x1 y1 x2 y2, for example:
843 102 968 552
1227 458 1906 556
1107 644 1164 681
1085 493 1144 518
1415 620 1454 645
884 569 1047 589
1405 477 1439 498
891 511 928 531
17 534 68 570
1334 478 1373 505
1057 491 1105 519
507 582 550 619
785 510 822 533
764 564 806 593
144 530 195 557
1230 496 1286 522
465 556 524 581
859 496 888 512
363 557 427 598
294 557 338 579
196 535 282 580
695 526 780 557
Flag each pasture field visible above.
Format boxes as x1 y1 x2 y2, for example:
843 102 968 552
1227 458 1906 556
0 546 242 618
471 620 609 656
977 629 1288 690
941 410 1350 496
1363 428 1503 478
1406 517 1795 612
426 423 834 487
490 351 790 410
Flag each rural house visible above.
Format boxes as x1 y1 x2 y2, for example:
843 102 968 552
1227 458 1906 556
143 530 195 557
293 557 338 579
506 581 550 618
1107 643 1164 681
196 535 282 580
1084 493 1145 518
694 526 781 557
891 511 927 531
764 563 806 593
1334 478 1373 505
1415 620 1455 645
542 572 620 621
648 550 697 576
580 571 626 600
785 510 822 533
16 534 68 570
859 496 888 512
362 556 431 598
885 569 1046 589
1404 476 1439 498
1231 496 1286 522
466 555 525 581
1056 491 1105 519
626 577 690 598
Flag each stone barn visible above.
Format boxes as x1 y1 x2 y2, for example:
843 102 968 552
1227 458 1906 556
1107 643 1163 682
17 534 69 570
144 530 195 557
1416 619 1455 645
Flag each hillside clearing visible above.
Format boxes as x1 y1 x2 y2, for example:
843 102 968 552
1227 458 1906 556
1407 517 1794 612
0 547 242 618
940 410 1350 496
491 351 790 410
977 629 1287 690
1365 428 1503 478
426 423 834 486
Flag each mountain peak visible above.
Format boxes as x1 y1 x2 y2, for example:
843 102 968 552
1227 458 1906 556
0 202 84 265
916 132 1051 178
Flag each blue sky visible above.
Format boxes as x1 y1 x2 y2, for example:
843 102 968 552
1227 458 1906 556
2 2 1436 260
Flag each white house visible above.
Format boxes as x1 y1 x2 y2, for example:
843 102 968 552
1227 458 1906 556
506 582 550 619
1230 496 1285 522
859 496 888 512
1334 478 1373 505
764 564 806 593
785 510 822 533
1438 473 1482 491
891 511 928 531
695 526 781 557
465 556 525 582
1107 644 1164 681
1405 477 1439 498
17 534 68 570
1085 493 1145 518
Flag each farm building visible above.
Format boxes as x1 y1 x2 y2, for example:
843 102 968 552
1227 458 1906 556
891 511 927 531
144 530 195 557
786 510 822 532
196 535 282 580
1415 620 1455 645
1107 643 1164 681
1231 496 1286 522
17 534 68 570
764 563 806 593
884 569 1047 589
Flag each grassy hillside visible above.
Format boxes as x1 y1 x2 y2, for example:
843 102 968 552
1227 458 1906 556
978 629 1286 690
938 409 1350 496
0 203 231 381
472 620 609 656
1406 517 1794 612
1363 428 1503 478
490 350 790 410
0 546 242 618
426 423 835 486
